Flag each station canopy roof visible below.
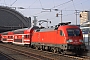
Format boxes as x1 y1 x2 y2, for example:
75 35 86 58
0 6 31 33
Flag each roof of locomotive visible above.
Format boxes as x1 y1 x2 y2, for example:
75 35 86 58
35 25 79 32
58 25 79 30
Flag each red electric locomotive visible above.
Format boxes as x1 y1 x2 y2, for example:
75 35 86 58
31 22 86 55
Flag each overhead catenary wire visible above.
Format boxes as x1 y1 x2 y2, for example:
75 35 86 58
0 0 9 6
35 0 75 16
28 0 38 8
61 0 88 11
32 0 74 15
10 0 17 6
71 0 76 10
26 0 89 25
31 0 79 16
53 0 55 8
71 0 78 25
80 3 84 11
0 0 88 16
3 0 88 25
38 0 43 9
32 0 74 20
52 0 73 9
4 0 6 5
63 13 75 16
31 0 75 23
31 11 42 16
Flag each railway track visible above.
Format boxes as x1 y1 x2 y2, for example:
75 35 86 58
0 43 55 60
0 51 16 60
41 51 90 60
0 43 90 60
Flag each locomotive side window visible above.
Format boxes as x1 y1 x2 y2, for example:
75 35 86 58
24 35 29 38
60 30 64 36
36 29 40 32
67 29 80 36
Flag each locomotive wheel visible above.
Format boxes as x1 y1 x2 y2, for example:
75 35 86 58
31 44 36 49
39 45 43 50
38 45 44 50
48 46 52 52
51 48 57 53
36 47 38 50
35 46 39 50
58 48 62 54
42 46 45 51
44 46 48 51
38 46 41 50
61 50 66 55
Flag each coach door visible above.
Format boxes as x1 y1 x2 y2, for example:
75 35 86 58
2 35 8 42
14 35 22 43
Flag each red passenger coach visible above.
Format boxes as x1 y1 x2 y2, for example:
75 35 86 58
13 28 30 45
0 34 1 41
12 27 38 45
1 32 8 43
1 31 14 43
22 29 30 44
7 32 14 43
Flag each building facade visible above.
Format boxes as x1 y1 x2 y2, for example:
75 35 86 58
80 11 90 25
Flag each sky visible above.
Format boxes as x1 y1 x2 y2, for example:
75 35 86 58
0 0 90 27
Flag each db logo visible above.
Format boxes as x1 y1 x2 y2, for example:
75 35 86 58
74 40 79 44
74 42 78 44
75 40 77 42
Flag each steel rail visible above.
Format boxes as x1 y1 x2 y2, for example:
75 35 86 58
0 44 55 60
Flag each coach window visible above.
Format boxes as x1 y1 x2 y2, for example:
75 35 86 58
10 36 13 39
8 36 13 39
60 30 64 36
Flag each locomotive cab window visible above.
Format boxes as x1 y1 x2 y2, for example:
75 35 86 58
67 29 81 36
60 30 64 36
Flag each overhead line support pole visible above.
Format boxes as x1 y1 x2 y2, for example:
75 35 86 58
61 10 62 23
75 10 78 25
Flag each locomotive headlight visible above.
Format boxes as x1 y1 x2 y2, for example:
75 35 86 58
66 39 73 43
79 40 84 43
